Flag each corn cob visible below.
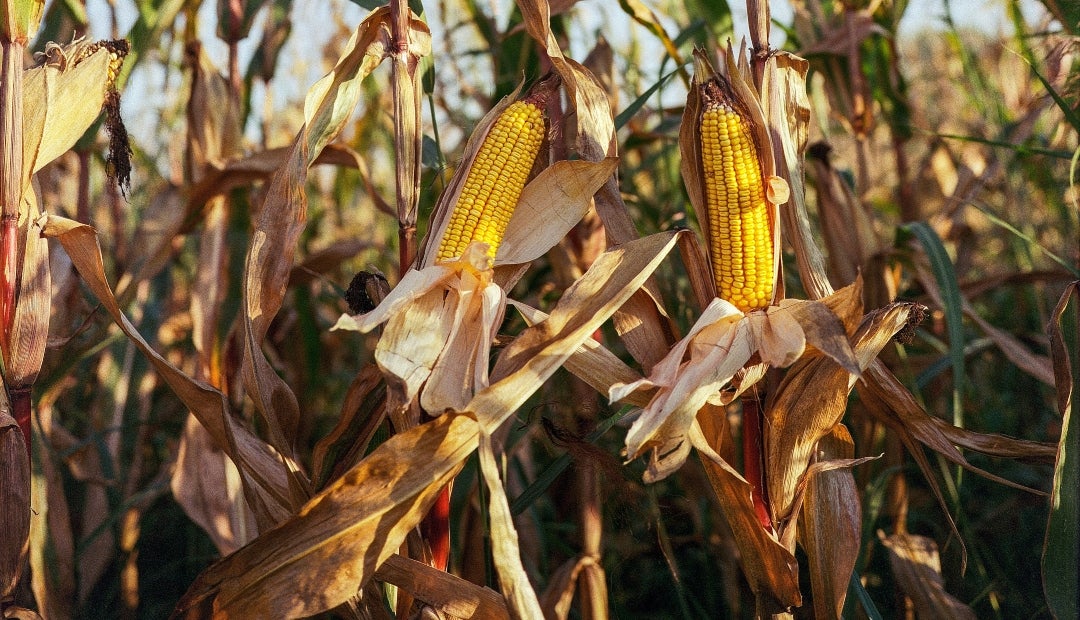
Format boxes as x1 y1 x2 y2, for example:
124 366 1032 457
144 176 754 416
699 75 773 312
436 99 546 262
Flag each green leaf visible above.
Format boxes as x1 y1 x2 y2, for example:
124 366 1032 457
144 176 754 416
902 222 966 427
1044 283 1079 620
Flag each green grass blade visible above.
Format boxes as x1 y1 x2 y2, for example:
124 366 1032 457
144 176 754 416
1044 284 1079 620
903 222 967 427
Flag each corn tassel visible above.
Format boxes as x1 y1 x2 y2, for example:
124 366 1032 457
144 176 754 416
699 75 773 312
436 100 545 262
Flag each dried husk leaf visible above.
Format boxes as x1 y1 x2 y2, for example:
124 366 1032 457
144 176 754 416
692 422 802 609
4 195 49 386
372 554 508 619
539 555 589 619
878 531 977 620
478 432 544 619
495 158 618 266
1 404 30 600
766 302 914 527
618 302 754 481
421 272 505 413
759 50 833 300
21 42 111 186
42 215 295 528
172 412 478 619
801 425 860 620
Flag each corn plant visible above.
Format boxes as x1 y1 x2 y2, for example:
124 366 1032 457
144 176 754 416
0 0 1075 618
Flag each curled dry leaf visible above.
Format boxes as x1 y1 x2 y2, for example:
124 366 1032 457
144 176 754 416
801 425 861 620
765 301 915 527
879 531 977 620
42 215 295 529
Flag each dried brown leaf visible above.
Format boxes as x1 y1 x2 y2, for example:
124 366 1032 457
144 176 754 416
172 413 478 619
373 555 508 619
479 433 544 619
1 405 30 599
766 302 913 527
692 423 802 609
879 531 977 620
42 215 295 528
171 415 256 555
801 425 860 620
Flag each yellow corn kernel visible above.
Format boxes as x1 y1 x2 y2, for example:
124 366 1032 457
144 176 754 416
699 77 773 312
436 101 545 261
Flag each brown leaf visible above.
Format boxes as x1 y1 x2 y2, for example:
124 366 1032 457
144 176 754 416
373 555 508 619
879 531 977 620
801 425 860 620
692 424 802 609
1 405 30 599
42 215 296 529
482 231 682 431
172 413 478 619
171 415 256 555
479 433 544 618
766 302 913 527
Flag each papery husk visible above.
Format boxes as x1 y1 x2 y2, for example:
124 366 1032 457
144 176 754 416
495 158 619 267
3 192 48 387
1 403 30 600
22 41 114 186
692 422 802 609
765 301 915 529
801 424 860 620
879 531 977 620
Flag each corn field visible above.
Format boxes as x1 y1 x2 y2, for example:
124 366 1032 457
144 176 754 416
0 0 1077 617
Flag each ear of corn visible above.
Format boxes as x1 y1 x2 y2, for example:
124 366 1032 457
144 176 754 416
435 99 545 262
698 75 773 312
